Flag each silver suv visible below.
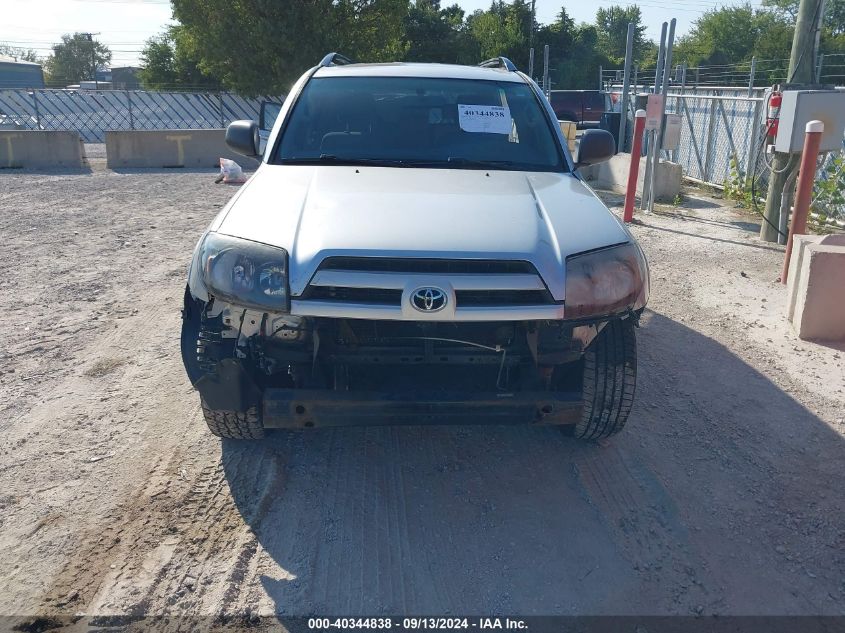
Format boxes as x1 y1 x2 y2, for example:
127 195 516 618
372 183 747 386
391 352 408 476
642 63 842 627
181 54 649 441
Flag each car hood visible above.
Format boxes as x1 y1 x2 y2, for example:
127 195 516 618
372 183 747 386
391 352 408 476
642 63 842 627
213 164 630 300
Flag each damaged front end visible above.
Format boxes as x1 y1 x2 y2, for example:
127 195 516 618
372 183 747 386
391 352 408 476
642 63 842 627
180 288 626 428
182 234 648 429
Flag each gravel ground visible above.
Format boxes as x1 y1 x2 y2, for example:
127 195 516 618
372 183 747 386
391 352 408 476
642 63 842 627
0 164 843 625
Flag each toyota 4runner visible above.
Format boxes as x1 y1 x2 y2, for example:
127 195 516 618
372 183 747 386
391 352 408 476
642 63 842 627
181 54 649 441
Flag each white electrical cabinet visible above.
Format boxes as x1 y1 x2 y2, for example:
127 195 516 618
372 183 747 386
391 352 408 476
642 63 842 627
775 89 845 154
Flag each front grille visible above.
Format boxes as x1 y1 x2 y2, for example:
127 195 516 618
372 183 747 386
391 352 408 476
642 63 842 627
301 286 402 305
316 257 537 275
456 290 554 306
301 287 554 306
301 257 557 310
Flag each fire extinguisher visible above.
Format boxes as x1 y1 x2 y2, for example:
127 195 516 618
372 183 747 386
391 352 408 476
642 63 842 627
766 89 782 141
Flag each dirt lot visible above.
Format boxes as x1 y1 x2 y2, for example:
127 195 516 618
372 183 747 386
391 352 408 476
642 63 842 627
0 162 844 624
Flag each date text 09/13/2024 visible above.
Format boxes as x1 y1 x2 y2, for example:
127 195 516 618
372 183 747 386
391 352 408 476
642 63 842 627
306 617 528 630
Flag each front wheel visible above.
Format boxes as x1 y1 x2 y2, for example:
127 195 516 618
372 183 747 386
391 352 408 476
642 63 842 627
575 318 637 440
201 398 265 439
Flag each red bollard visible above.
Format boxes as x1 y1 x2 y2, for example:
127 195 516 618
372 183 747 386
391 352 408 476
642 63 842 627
781 120 824 284
623 109 647 223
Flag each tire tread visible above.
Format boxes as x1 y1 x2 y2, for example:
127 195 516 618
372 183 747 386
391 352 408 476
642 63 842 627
575 318 637 440
200 399 264 439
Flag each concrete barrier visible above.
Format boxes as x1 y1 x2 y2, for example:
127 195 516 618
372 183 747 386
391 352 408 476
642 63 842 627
581 153 681 202
0 131 85 169
105 129 261 169
786 233 845 342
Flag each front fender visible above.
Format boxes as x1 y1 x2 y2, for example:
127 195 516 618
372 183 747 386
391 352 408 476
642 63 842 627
186 233 210 302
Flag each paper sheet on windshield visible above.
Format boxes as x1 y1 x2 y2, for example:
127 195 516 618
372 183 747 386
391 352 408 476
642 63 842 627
458 104 512 134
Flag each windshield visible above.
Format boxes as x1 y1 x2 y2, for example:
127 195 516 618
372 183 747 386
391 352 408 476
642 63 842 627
274 76 566 172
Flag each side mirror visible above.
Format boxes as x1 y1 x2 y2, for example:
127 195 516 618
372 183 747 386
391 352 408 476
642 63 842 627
576 129 616 168
225 120 260 157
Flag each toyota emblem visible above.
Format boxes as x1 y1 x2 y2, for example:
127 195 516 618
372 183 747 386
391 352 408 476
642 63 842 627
411 287 447 312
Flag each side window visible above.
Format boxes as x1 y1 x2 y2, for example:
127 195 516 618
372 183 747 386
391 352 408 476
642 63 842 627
260 101 284 132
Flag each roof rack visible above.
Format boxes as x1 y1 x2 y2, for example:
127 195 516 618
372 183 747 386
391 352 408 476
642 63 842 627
319 52 355 67
478 57 517 72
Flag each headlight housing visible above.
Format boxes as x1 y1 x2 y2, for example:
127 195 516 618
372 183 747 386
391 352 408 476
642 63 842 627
565 242 648 320
200 232 289 312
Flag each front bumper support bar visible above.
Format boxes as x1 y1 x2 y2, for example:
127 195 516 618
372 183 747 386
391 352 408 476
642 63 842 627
263 389 583 428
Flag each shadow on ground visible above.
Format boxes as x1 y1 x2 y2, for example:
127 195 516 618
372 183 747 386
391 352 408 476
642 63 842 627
676 196 722 211
220 311 845 617
0 165 93 175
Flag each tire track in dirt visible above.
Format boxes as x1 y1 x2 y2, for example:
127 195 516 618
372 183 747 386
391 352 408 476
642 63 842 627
39 446 190 614
5 307 202 613
240 424 649 616
79 442 287 619
571 441 710 612
0 170 238 615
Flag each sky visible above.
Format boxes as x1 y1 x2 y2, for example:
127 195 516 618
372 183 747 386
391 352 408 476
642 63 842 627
0 0 767 67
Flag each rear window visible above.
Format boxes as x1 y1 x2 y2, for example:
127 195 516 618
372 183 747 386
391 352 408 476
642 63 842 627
274 76 565 172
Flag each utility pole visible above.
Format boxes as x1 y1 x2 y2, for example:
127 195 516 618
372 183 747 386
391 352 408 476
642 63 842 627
543 44 550 97
530 0 536 49
760 0 825 242
641 22 667 211
83 33 100 89
618 22 635 153
647 18 675 214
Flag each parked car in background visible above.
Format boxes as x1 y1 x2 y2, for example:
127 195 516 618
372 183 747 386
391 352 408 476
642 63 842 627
548 90 611 128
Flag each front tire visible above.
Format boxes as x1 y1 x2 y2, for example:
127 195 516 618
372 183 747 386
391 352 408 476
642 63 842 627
201 398 264 439
575 318 637 440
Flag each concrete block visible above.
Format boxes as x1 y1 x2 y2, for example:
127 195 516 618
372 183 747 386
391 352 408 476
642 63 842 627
785 234 824 321
788 236 845 342
105 129 260 169
0 131 85 169
580 152 681 202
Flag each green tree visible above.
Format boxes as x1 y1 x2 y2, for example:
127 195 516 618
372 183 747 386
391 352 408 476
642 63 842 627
139 27 217 90
404 1 474 63
763 0 845 35
44 33 111 86
0 43 40 63
595 5 648 64
139 34 177 89
527 7 611 89
762 0 845 83
674 4 794 76
466 0 533 68
468 10 511 61
170 0 408 95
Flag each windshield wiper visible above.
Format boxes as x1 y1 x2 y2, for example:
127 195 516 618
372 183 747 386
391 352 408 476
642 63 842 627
281 155 527 170
445 157 520 169
281 155 413 167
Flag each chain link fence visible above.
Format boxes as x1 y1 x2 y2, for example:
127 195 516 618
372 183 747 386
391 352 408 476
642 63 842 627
669 89 844 224
0 89 281 143
612 86 845 223
666 89 767 188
